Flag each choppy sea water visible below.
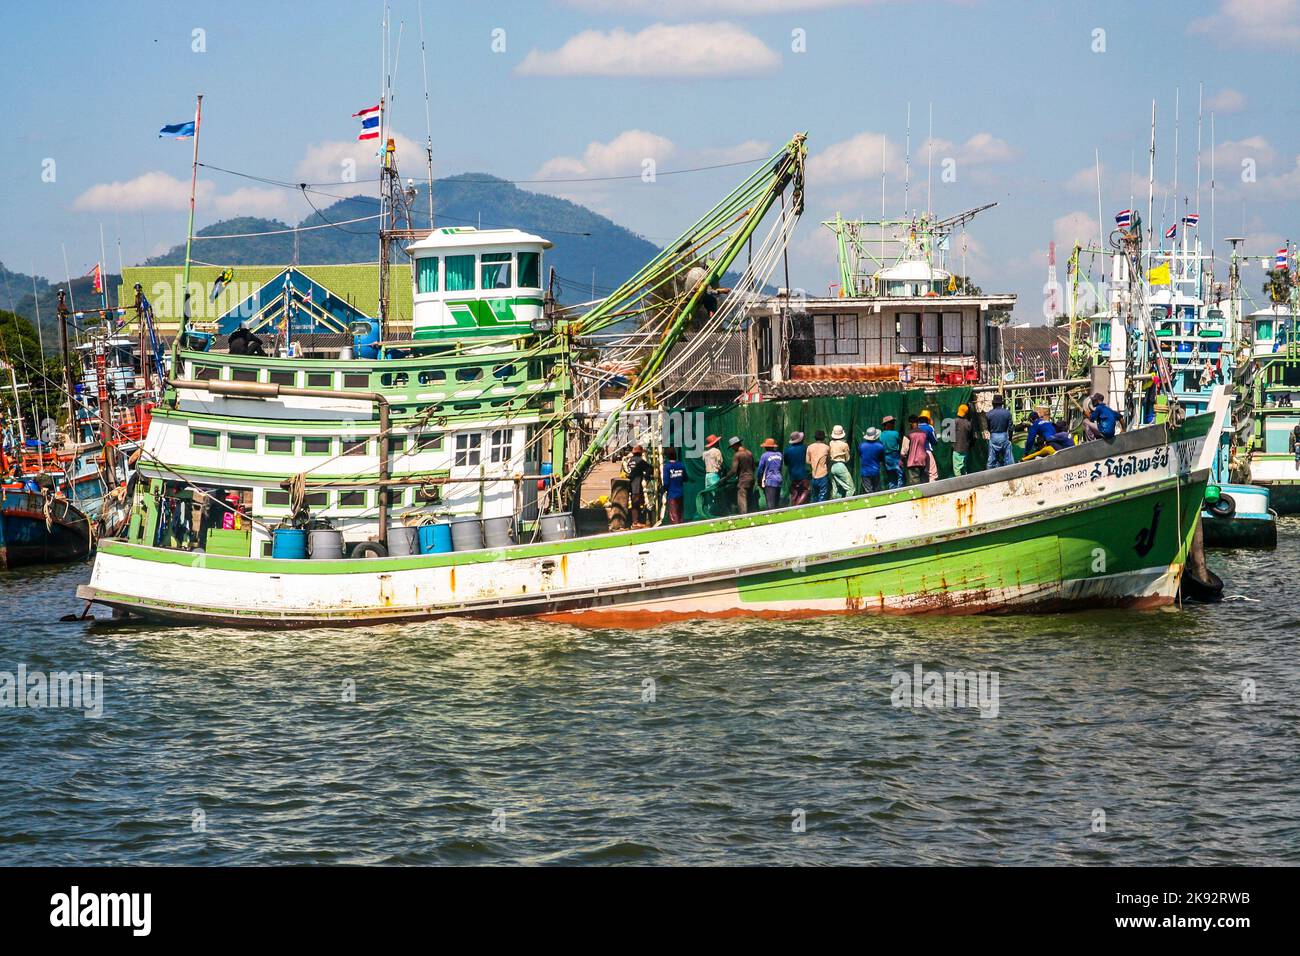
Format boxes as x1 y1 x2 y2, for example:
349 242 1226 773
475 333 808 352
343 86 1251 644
2 523 1298 866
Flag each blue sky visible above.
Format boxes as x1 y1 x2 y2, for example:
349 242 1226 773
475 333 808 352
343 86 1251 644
3 0 1299 321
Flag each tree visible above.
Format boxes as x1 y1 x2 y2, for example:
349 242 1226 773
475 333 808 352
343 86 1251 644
0 309 66 445
1263 268 1295 305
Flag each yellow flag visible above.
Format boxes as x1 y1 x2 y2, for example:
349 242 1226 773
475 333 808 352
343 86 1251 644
1147 263 1171 285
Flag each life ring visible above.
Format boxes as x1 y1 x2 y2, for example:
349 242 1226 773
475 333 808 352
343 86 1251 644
1206 493 1236 519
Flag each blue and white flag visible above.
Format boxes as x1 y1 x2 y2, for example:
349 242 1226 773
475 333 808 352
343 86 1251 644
158 120 196 139
1181 213 1200 228
353 104 380 141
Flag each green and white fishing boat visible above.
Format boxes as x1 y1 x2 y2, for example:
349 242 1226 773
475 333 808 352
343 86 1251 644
73 103 1229 626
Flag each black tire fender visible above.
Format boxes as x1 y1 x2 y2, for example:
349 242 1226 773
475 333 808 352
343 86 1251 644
1207 494 1236 519
350 541 388 559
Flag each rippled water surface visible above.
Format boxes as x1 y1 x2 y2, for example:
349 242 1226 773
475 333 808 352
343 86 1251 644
2 523 1298 865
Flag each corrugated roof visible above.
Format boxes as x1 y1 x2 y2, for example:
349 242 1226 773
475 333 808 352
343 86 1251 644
118 263 414 329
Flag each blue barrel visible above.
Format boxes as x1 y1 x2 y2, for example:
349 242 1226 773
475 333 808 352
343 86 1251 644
272 528 308 559
539 461 554 486
352 319 381 360
418 522 453 554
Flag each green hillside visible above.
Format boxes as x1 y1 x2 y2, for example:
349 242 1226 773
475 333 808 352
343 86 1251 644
142 174 662 304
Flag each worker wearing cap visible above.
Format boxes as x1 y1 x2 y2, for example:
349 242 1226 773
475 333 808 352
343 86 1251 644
757 438 785 510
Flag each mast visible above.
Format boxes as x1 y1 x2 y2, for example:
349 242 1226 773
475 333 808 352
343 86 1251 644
180 93 203 340
1147 99 1156 255
417 0 435 229
56 290 76 442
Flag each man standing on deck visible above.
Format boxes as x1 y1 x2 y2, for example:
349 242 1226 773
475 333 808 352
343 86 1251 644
1290 424 1300 469
784 431 811 505
858 427 886 492
727 436 755 513
758 438 785 509
905 417 932 484
952 404 973 476
662 448 686 524
702 435 723 492
879 416 904 488
626 445 654 528
986 395 1013 468
807 430 831 502
828 425 854 498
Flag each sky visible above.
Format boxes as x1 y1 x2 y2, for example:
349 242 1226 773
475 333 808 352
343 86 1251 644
3 0 1299 323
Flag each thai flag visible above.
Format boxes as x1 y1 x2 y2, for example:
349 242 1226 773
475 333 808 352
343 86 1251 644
1114 209 1132 228
1278 247 1291 271
1050 342 1060 358
353 104 380 141
1034 368 1046 382
1182 213 1199 228
1165 224 1177 240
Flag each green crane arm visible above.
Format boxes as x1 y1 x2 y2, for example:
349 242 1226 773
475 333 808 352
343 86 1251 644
560 133 807 502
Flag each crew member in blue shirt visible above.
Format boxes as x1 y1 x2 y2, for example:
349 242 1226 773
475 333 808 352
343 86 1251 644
985 394 1013 468
858 427 886 493
1024 410 1056 454
662 447 687 524
1087 392 1120 440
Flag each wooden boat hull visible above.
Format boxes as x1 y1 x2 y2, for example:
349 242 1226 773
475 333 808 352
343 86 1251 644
0 491 92 571
78 412 1217 627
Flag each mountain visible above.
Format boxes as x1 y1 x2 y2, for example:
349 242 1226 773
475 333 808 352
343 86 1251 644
141 173 664 304
0 262 120 358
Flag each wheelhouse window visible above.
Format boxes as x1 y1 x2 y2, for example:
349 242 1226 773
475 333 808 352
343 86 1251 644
415 433 443 451
445 255 475 292
454 432 482 467
387 435 407 456
489 429 513 464
343 372 369 389
341 438 368 457
229 433 258 452
264 490 291 507
268 369 296 387
480 252 512 290
306 372 333 388
897 313 921 353
190 429 220 449
303 437 332 455
417 256 439 294
266 436 295 454
518 251 540 288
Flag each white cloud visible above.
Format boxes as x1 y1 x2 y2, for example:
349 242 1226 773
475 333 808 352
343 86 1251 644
294 132 422 186
1052 210 1102 250
696 139 774 164
535 130 677 181
565 0 901 12
1204 135 1278 170
937 132 1016 165
1190 0 1300 48
72 171 211 212
516 22 781 77
1205 88 1247 114
807 132 899 185
210 186 296 220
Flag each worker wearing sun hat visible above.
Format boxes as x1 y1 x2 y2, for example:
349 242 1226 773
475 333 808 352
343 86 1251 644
828 425 854 498
702 434 724 492
858 427 886 493
757 437 785 510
